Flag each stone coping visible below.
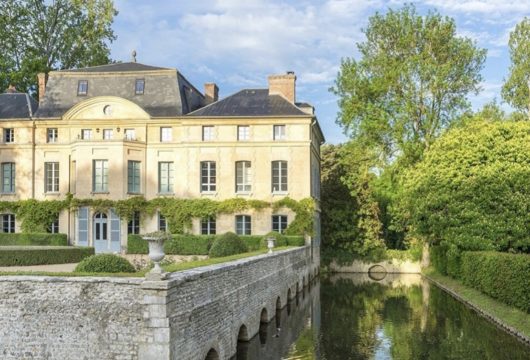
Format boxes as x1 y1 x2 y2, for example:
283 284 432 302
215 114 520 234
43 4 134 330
425 274 530 346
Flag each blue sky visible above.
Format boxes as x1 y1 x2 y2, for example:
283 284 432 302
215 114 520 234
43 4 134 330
111 1 529 143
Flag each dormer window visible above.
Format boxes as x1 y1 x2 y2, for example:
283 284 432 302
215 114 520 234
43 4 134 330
77 80 88 96
135 79 145 95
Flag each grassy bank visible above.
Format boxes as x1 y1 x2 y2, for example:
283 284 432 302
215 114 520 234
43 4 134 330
426 270 530 340
0 247 296 277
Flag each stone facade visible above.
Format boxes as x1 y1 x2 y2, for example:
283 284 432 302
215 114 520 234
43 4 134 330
0 246 318 360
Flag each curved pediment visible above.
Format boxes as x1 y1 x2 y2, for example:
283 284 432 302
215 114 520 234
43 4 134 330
63 96 151 120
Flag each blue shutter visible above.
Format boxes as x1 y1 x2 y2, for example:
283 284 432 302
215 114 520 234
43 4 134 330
77 207 88 246
110 209 121 253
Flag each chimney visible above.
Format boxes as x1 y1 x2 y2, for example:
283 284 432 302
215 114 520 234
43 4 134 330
268 71 296 103
37 73 48 103
204 83 219 104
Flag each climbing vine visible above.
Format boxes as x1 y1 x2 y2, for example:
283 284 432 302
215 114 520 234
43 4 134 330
4 195 315 235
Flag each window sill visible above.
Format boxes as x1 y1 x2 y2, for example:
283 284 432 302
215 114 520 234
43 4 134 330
201 191 217 196
272 191 289 196
127 192 143 196
156 192 175 196
236 192 252 196
91 191 110 195
44 192 61 196
0 192 15 196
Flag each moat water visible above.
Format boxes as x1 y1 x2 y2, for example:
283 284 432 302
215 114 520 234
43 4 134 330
235 274 529 360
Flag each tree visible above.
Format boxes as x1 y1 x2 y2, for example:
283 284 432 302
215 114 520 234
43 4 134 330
502 17 530 117
0 0 117 94
331 4 486 166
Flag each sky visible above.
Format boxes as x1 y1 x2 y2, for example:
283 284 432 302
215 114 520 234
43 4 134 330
111 0 530 144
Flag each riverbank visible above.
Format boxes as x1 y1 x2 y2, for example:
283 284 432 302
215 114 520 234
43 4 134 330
425 271 530 345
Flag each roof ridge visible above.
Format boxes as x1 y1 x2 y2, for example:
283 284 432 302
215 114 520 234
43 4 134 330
186 88 251 116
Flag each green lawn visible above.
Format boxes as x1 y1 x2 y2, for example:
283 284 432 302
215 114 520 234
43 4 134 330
426 270 530 339
0 246 296 277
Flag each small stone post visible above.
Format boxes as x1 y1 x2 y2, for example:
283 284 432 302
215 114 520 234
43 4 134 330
142 231 169 281
267 237 276 254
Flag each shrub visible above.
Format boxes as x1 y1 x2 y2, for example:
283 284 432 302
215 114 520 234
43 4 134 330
239 236 263 251
0 233 67 246
460 251 530 313
430 244 448 275
286 235 305 246
402 121 530 253
127 235 148 254
0 246 94 266
74 254 135 273
165 235 214 255
209 232 248 258
260 231 288 249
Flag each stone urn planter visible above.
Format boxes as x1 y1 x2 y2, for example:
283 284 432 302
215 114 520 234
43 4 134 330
267 237 276 254
142 231 170 280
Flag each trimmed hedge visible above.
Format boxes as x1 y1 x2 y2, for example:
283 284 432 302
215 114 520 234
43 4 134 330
128 234 306 255
75 254 135 273
0 233 68 246
460 251 530 313
209 232 248 258
0 246 94 266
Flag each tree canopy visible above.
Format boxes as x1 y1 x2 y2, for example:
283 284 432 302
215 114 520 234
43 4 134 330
0 0 117 94
502 17 530 117
331 4 487 165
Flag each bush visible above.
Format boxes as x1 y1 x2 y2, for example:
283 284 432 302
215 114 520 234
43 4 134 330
430 244 449 275
0 246 94 266
239 236 263 251
0 233 68 246
402 121 530 253
460 251 530 313
209 232 248 258
127 235 148 254
74 254 135 273
260 231 288 249
127 234 214 255
286 235 305 246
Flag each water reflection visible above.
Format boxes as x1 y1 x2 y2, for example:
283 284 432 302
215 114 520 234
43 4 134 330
236 274 529 360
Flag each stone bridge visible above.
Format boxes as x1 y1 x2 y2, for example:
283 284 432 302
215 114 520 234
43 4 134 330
0 246 318 360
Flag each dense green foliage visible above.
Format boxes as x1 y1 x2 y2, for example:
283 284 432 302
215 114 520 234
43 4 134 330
260 231 287 248
0 233 67 246
127 233 304 255
208 232 248 258
74 254 135 273
0 246 94 266
402 121 530 253
502 17 530 117
432 248 530 313
0 0 117 94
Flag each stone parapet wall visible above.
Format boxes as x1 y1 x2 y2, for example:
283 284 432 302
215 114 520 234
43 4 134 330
329 258 421 274
0 246 317 360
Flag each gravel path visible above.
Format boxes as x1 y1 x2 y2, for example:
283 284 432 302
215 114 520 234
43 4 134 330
0 263 78 272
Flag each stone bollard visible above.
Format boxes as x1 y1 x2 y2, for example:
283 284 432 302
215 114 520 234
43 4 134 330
267 237 276 254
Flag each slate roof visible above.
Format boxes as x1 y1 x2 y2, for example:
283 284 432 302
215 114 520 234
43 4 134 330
187 89 309 117
35 62 204 118
0 93 38 119
56 62 170 73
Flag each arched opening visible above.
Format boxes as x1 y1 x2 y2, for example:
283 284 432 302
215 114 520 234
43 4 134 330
205 348 219 360
260 308 268 323
93 212 109 253
276 296 281 310
237 324 249 341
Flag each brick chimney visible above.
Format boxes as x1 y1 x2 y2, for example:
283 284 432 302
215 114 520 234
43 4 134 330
268 71 296 103
37 73 48 103
204 83 219 104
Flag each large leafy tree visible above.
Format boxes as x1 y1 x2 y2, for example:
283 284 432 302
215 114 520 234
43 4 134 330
502 17 530 117
332 4 487 165
0 0 117 94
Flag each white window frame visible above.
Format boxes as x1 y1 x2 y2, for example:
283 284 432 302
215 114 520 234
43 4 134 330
272 160 288 193
77 80 88 96
201 217 216 235
200 161 216 193
81 129 92 140
158 212 167 232
47 128 58 143
272 215 288 234
135 79 145 95
127 160 141 194
158 162 174 194
124 128 136 140
235 215 251 235
273 125 286 140
45 162 59 193
238 125 250 141
127 211 140 234
160 127 172 142
1 162 15 193
103 129 113 140
2 214 15 233
235 161 252 193
4 128 14 143
202 126 214 141
93 160 108 193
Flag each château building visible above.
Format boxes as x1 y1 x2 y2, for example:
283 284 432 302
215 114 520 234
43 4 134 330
0 62 324 253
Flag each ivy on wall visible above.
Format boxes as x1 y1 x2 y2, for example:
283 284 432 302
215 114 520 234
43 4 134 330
0 195 315 236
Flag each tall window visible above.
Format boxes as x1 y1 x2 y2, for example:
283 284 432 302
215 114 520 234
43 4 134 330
93 160 108 192
200 161 216 192
158 162 174 193
103 129 113 140
47 128 58 143
94 212 108 240
238 125 249 141
235 215 251 235
127 211 140 234
1 163 15 193
201 217 216 235
202 126 214 141
2 214 15 233
81 129 92 140
158 212 167 232
272 160 288 193
272 215 288 234
235 161 252 193
4 128 14 143
273 125 286 140
77 80 88 96
135 79 145 95
45 162 59 193
160 127 172 142
124 128 136 140
47 217 59 233
127 161 141 193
